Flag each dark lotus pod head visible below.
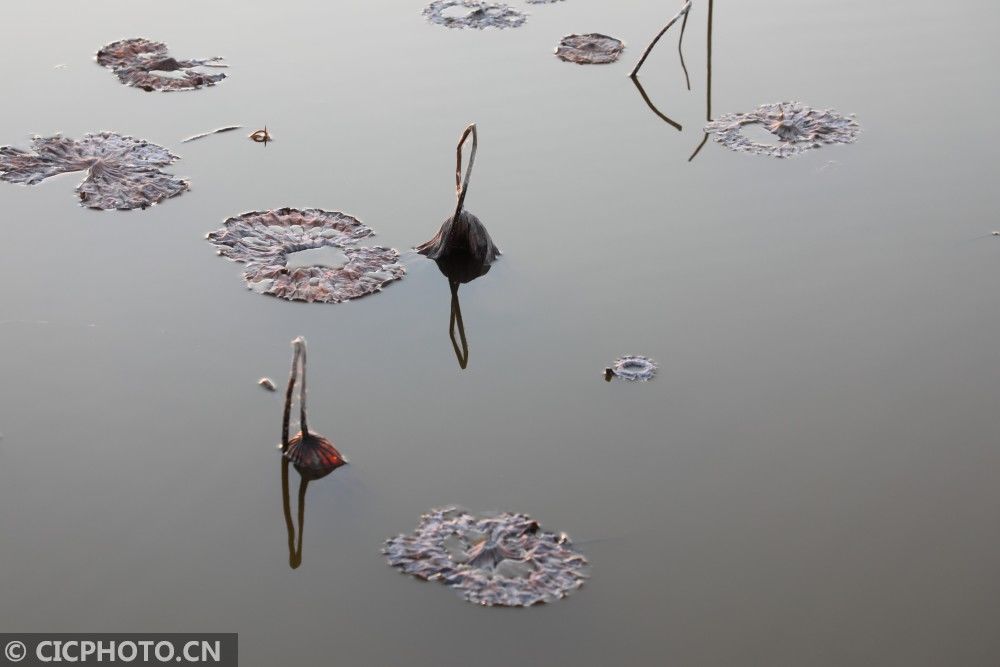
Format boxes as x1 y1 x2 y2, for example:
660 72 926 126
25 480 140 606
284 431 346 480
417 209 500 267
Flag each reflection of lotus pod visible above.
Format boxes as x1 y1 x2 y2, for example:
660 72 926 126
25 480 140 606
610 355 657 382
555 34 625 65
705 102 860 158
97 38 226 92
0 132 188 210
284 431 346 480
206 208 404 303
384 506 589 607
423 0 527 29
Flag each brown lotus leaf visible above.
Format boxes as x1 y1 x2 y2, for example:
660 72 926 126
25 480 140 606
423 0 526 29
705 101 860 158
384 507 589 607
97 38 226 92
556 33 625 64
206 208 404 303
0 132 188 210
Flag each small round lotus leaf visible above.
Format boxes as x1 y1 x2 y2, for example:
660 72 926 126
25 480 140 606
611 355 657 382
705 101 860 158
206 208 404 303
384 506 589 607
0 132 189 210
97 38 226 92
555 34 625 64
423 0 527 29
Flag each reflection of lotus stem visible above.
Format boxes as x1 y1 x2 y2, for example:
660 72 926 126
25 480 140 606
629 0 693 79
452 124 478 220
281 458 308 569
688 0 714 162
449 281 469 369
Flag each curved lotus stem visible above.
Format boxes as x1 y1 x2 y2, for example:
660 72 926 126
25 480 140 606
678 3 691 90
294 337 309 436
282 336 311 449
281 342 302 450
452 124 478 221
629 0 692 79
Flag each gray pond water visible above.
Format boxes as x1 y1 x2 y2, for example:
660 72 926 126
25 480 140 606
1 0 999 665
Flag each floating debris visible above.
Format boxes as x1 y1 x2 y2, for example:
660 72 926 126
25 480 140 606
0 132 188 210
97 38 227 92
423 0 527 29
181 125 242 143
705 102 860 158
249 127 272 144
992 231 999 237
207 207 404 302
555 34 625 64
258 377 276 391
384 506 589 607
417 124 500 269
280 337 346 480
608 355 657 382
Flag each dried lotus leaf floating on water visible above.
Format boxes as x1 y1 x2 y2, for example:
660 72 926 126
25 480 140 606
0 132 188 210
555 34 625 64
607 355 657 382
384 507 589 607
206 208 405 303
423 0 527 29
705 101 860 158
97 38 226 92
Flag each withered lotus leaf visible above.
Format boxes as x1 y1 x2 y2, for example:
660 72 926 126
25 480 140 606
384 506 589 607
610 355 657 382
423 0 527 29
555 34 625 64
705 102 860 158
0 132 189 210
97 38 226 92
206 208 405 303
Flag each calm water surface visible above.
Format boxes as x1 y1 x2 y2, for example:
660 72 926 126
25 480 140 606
1 1 999 665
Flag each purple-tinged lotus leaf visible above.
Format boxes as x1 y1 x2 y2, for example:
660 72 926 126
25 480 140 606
207 208 404 303
555 34 625 64
610 355 657 382
97 38 226 92
705 102 860 158
423 0 526 29
384 506 589 607
0 132 188 210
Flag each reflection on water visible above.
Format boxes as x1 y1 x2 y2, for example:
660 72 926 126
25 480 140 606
281 458 308 569
434 252 492 370
688 0 714 162
627 0 715 161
